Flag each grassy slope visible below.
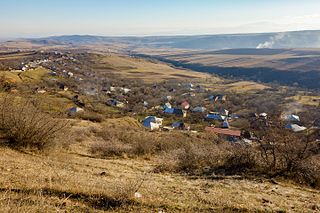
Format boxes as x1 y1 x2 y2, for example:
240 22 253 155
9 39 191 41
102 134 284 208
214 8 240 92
0 118 319 212
1 132 319 212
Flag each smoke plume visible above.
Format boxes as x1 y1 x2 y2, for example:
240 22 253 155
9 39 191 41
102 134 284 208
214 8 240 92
256 33 286 49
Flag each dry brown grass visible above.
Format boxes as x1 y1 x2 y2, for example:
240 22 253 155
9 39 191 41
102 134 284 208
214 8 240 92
0 95 69 150
287 95 320 106
0 138 319 212
98 54 211 83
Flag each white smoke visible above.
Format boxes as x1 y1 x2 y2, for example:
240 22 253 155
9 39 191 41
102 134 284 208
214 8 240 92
256 33 286 49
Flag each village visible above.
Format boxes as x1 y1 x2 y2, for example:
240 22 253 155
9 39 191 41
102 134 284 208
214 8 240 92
2 50 319 146
0 48 319 212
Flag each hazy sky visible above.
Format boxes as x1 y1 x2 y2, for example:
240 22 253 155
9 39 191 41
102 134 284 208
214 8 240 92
1 0 320 38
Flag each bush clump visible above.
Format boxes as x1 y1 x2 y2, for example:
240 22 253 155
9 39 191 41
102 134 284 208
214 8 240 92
0 95 69 150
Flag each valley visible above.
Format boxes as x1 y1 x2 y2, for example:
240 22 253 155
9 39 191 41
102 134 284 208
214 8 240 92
0 34 319 212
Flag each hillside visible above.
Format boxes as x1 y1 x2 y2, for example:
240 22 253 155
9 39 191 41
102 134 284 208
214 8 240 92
133 48 320 89
1 142 319 212
2 31 320 89
23 30 320 50
0 49 319 212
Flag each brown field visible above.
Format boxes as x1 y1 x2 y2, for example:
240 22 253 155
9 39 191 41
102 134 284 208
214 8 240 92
136 48 320 72
287 95 320 106
98 54 211 83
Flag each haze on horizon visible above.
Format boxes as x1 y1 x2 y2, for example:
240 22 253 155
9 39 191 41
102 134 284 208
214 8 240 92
1 0 320 38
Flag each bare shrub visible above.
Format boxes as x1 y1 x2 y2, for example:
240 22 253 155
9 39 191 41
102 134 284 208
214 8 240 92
77 111 104 122
92 124 220 159
0 95 69 150
219 144 257 175
155 142 229 174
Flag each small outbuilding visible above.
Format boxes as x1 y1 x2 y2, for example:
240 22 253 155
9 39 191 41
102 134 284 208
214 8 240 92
143 116 163 130
68 107 84 115
106 99 125 108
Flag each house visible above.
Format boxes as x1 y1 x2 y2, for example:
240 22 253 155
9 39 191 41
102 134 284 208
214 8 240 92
164 96 173 101
187 83 194 89
229 114 240 119
68 107 84 114
172 121 185 129
162 102 172 109
164 108 175 114
205 127 241 141
37 89 46 94
58 84 68 91
110 86 116 92
283 114 300 122
217 95 227 101
208 94 227 102
49 71 57 76
106 99 125 108
119 87 131 94
143 101 149 107
181 101 190 110
164 108 187 117
173 109 187 117
192 106 206 113
206 113 226 121
143 116 163 130
259 113 268 118
182 92 195 97
220 109 229 116
285 123 307 132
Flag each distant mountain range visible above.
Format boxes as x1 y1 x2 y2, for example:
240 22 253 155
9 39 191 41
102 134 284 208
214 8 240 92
28 30 320 50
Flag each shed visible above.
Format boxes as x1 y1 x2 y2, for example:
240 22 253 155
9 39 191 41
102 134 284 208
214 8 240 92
68 107 84 114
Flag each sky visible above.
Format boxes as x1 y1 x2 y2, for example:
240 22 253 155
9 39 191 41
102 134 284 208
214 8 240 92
1 0 320 38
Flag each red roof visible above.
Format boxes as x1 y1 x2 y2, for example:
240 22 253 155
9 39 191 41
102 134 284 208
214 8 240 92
181 101 190 109
205 127 241 137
